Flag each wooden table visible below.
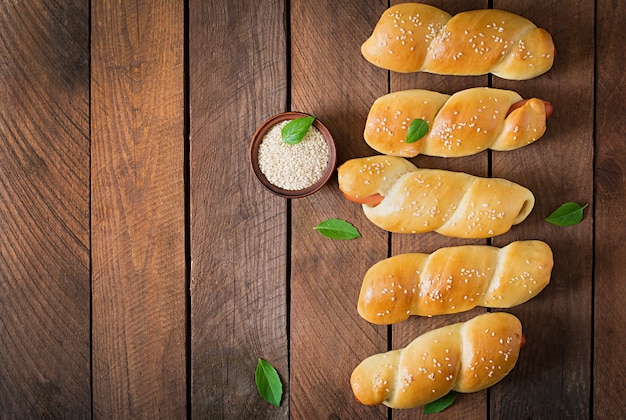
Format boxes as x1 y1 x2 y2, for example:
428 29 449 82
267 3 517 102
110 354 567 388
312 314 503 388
1 0 624 418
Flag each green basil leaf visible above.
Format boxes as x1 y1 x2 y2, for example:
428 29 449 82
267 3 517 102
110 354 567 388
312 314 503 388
545 202 588 226
255 358 283 407
423 391 457 414
281 115 315 145
314 218 361 240
406 118 429 144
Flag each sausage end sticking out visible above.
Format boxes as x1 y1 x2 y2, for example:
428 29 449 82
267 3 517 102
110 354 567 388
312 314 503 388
342 192 384 206
508 99 553 118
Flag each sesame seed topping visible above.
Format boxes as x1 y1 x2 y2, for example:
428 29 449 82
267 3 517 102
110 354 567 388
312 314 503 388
258 121 329 190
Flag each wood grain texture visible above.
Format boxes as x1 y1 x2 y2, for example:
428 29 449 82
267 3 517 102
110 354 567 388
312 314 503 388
0 1 91 417
189 1 289 418
91 1 186 417
594 0 626 417
490 1 593 418
0 0 616 417
289 1 389 417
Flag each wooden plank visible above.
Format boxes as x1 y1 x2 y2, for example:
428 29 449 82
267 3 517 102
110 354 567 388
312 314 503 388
490 0 593 418
594 0 626 417
91 1 186 417
289 1 389 417
188 1 289 417
0 1 91 417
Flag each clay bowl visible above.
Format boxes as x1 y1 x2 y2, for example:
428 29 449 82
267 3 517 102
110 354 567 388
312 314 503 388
249 112 337 198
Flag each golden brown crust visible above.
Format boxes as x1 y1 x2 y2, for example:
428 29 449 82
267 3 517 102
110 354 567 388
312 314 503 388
361 4 555 80
361 3 451 73
350 312 523 408
455 313 523 392
337 156 535 238
336 155 416 201
358 241 553 324
492 97 548 151
364 88 548 157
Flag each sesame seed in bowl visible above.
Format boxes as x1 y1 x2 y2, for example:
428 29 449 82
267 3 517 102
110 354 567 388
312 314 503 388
249 112 337 198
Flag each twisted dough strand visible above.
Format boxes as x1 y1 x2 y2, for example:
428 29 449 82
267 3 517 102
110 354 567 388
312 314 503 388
350 312 523 408
358 241 553 325
337 156 535 238
361 3 555 80
365 88 550 157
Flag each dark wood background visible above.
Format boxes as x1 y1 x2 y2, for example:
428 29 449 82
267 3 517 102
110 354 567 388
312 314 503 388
0 0 623 418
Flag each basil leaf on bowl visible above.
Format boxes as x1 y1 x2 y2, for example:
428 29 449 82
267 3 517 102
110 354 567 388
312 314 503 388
281 115 315 145
406 118 429 144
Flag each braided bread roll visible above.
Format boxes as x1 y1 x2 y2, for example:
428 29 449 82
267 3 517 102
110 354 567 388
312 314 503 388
358 241 553 325
362 3 555 80
351 312 524 408
337 156 534 238
365 87 552 157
